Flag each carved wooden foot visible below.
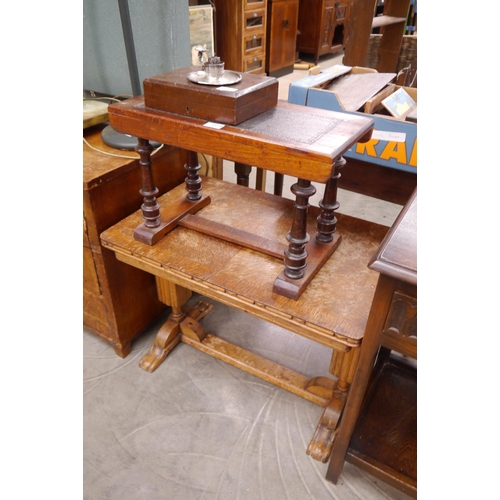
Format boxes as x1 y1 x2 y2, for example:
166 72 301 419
139 318 182 373
307 383 348 463
139 300 214 373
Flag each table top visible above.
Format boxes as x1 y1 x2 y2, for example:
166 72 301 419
108 98 374 183
101 177 389 347
368 189 417 286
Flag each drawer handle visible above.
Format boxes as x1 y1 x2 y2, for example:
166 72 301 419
253 12 258 17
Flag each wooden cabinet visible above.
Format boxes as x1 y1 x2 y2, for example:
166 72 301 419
266 0 299 77
343 0 411 73
213 0 268 74
83 124 188 357
326 189 417 496
297 0 353 64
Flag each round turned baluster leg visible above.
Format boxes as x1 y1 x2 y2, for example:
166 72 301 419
284 179 316 280
184 150 203 201
136 138 160 228
316 156 346 243
234 162 252 187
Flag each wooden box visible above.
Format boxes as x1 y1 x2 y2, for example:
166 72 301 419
144 66 278 125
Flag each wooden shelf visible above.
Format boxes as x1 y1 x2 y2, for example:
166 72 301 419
372 15 406 29
343 0 411 73
346 353 417 497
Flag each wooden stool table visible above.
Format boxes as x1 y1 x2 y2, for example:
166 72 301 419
100 96 387 466
106 98 374 299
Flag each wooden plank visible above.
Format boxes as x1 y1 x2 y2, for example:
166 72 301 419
179 213 287 259
181 333 330 406
133 194 211 245
325 73 396 111
363 83 396 114
372 15 406 29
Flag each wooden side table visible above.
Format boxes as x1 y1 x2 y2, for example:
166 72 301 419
83 124 188 356
101 176 389 462
100 95 385 462
326 188 417 496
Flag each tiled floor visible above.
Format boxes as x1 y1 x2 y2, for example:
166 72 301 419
83 52 413 500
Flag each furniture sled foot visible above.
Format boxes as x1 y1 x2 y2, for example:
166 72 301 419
139 300 214 373
139 318 181 373
307 384 348 463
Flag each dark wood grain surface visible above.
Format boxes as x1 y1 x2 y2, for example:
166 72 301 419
369 188 416 285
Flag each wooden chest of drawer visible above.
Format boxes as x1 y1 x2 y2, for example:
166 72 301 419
213 0 268 74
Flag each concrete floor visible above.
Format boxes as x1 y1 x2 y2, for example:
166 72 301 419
83 52 413 500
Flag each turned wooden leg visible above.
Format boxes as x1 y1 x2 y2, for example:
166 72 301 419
134 148 211 245
137 138 160 228
273 176 341 300
255 168 267 191
316 156 345 243
274 172 284 196
185 150 203 201
234 162 252 187
284 178 316 280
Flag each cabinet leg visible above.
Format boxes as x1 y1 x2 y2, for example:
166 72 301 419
112 341 131 358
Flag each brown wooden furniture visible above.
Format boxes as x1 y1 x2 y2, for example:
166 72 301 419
343 0 411 73
212 0 268 74
101 176 389 463
297 0 353 64
326 188 417 496
83 124 188 357
99 90 400 465
105 96 374 300
143 66 279 125
266 0 299 77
